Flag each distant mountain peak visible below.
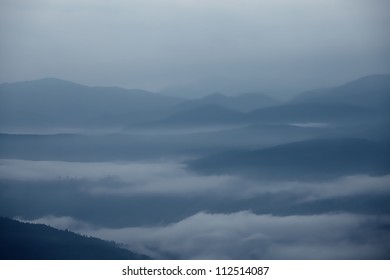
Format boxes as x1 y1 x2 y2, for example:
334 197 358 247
0 77 184 128
174 91 280 113
37 77 73 83
201 92 228 101
235 92 280 102
238 92 268 97
0 77 84 89
339 74 390 89
291 74 390 107
349 73 390 82
24 77 83 87
161 103 244 125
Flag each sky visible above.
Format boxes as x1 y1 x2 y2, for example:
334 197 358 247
0 0 389 98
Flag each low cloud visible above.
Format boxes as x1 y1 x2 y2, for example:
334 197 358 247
21 212 390 260
87 212 390 260
6 158 388 259
296 175 390 201
289 122 329 128
0 159 240 196
243 175 390 202
1 159 389 200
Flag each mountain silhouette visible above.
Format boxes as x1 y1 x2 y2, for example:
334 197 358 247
247 102 376 123
160 104 245 125
292 74 390 109
0 216 150 260
0 78 183 128
188 138 390 180
175 92 280 112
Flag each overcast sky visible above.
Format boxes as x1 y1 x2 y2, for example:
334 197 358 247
1 0 389 97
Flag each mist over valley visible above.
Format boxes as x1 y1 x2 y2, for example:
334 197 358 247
1 75 389 259
1 0 389 260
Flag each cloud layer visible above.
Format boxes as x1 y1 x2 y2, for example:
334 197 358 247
1 159 389 200
4 158 389 259
21 211 390 259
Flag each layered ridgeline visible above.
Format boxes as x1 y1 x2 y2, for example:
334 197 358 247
291 74 390 108
0 75 390 260
159 104 246 125
149 74 390 126
187 138 390 181
173 92 280 112
0 217 150 260
0 78 278 129
0 75 389 161
0 78 183 128
185 75 390 181
245 74 390 124
1 75 389 129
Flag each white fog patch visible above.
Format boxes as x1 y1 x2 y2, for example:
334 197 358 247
298 175 390 201
0 159 240 196
125 124 247 136
243 175 390 201
0 159 389 199
33 212 388 260
106 212 390 259
289 122 329 128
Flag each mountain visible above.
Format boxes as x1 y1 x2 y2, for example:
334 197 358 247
168 75 389 125
247 102 377 123
291 74 390 108
0 216 150 260
159 104 245 125
0 78 184 128
187 138 390 181
234 92 281 110
175 92 280 112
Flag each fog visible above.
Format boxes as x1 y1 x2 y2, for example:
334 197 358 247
1 159 390 200
19 212 390 259
0 0 389 260
1 121 390 259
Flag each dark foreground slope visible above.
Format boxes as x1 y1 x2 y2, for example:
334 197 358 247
188 138 390 181
0 217 150 260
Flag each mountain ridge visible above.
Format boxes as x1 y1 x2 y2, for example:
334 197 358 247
291 74 390 108
188 138 390 180
0 216 150 260
0 77 184 128
174 91 280 112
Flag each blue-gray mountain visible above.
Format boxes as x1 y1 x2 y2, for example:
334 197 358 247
292 74 390 108
0 78 183 128
160 104 245 125
1 74 388 129
173 92 281 112
1 74 389 260
187 138 390 181
246 102 378 124
0 217 150 260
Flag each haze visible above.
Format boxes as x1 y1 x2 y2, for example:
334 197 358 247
0 0 389 260
1 0 389 98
